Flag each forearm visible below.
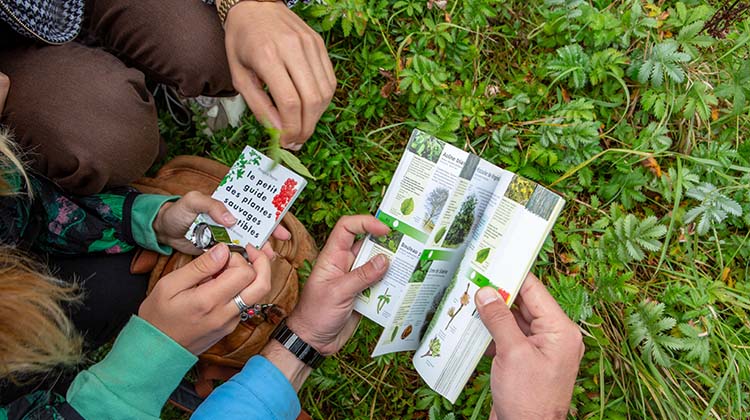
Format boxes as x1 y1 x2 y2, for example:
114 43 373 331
67 316 197 419
191 351 302 419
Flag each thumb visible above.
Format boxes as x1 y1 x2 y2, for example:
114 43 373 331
341 254 389 296
475 287 527 350
169 243 230 292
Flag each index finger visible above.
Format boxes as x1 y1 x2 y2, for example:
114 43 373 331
253 60 302 146
322 215 390 255
516 273 569 321
195 252 256 304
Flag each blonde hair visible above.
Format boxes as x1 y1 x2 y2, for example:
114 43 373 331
0 130 82 382
0 250 82 382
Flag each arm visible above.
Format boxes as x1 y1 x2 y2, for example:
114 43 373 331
190 351 305 420
0 172 243 256
192 215 390 419
66 316 197 420
69 244 272 419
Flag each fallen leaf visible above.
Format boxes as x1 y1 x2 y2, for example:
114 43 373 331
381 80 397 98
561 88 571 103
560 253 575 264
721 267 734 287
641 156 662 178
711 108 719 121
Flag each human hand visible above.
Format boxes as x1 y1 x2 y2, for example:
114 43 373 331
475 273 584 420
285 215 390 355
138 243 271 355
153 191 291 256
0 72 9 113
223 1 336 150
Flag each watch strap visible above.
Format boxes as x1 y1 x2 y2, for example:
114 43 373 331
270 319 324 368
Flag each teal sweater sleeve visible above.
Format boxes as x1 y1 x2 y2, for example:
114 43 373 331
130 194 180 255
67 316 197 419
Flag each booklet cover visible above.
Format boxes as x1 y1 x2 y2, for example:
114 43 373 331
351 129 565 403
185 146 307 249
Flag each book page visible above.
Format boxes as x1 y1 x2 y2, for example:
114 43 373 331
352 130 470 328
369 159 504 356
413 174 565 403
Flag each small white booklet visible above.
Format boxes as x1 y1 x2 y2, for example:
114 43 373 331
185 146 307 249
352 129 565 403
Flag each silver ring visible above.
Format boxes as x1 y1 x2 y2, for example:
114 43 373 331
233 294 250 314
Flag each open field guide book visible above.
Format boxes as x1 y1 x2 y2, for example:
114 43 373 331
352 129 565 403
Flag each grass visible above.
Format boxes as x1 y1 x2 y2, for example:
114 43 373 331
154 0 750 418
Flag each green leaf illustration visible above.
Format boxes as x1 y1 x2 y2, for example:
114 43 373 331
476 248 491 263
401 197 415 215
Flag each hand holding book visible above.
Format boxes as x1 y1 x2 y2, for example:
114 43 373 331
153 190 291 257
286 215 390 355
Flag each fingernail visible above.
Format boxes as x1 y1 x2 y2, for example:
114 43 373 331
372 254 387 270
290 143 302 151
476 288 499 306
210 244 226 262
223 212 237 225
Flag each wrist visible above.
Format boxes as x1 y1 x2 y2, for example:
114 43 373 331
261 339 312 391
219 0 282 27
285 314 326 355
152 201 174 244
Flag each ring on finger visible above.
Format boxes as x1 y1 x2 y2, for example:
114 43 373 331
234 294 250 316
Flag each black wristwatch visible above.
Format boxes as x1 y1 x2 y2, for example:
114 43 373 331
270 319 324 368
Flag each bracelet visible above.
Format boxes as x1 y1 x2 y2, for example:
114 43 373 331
270 319 324 368
217 0 309 25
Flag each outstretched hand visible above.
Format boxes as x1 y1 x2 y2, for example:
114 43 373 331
286 215 390 355
223 1 336 150
475 273 584 420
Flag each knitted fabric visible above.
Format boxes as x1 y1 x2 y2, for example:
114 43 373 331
0 0 85 44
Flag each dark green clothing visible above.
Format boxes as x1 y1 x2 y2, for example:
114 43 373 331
1 169 176 255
